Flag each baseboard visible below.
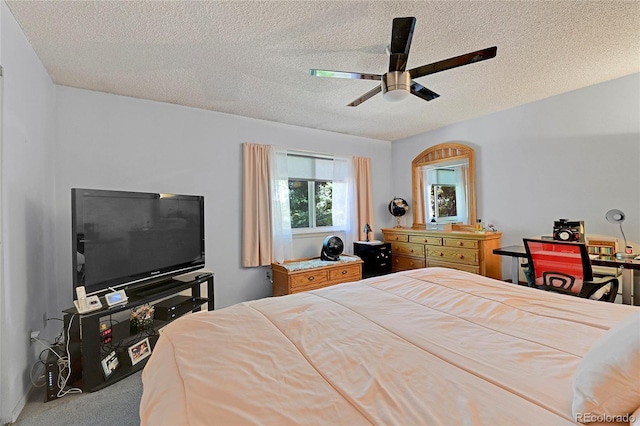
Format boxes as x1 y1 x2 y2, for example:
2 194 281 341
11 364 44 423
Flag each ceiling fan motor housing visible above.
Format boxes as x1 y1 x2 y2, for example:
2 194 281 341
382 71 411 101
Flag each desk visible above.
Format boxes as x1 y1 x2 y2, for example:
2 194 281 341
493 245 640 305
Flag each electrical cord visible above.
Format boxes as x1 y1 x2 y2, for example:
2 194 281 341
31 314 83 397
31 339 63 361
29 359 46 388
30 337 64 387
56 313 82 398
29 316 67 387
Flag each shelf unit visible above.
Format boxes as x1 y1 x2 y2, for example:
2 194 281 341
586 239 617 256
585 238 620 278
63 273 214 392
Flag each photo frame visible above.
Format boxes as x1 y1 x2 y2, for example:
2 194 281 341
128 337 151 366
100 350 120 378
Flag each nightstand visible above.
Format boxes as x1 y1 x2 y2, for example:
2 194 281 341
353 241 392 278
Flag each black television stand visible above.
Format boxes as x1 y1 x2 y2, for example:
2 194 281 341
128 278 191 299
62 273 214 393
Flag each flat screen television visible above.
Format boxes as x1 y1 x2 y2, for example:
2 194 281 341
72 188 205 297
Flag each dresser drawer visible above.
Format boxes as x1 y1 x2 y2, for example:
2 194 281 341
391 242 424 257
382 228 501 280
385 233 409 242
443 238 479 249
427 246 479 266
290 270 329 289
291 280 339 294
409 235 443 246
329 264 361 283
428 260 480 275
392 255 426 271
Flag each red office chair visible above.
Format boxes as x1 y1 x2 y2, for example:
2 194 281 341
523 239 619 302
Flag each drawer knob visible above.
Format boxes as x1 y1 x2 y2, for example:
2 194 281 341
459 241 464 246
439 252 444 256
341 270 347 275
308 276 315 281
459 254 464 259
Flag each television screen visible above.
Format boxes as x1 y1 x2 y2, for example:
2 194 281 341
72 188 205 296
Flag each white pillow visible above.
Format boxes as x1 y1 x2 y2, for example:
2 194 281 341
572 311 640 423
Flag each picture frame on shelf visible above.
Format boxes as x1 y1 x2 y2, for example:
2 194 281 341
128 337 151 366
100 350 120 378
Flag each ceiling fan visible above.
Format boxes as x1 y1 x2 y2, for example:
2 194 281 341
310 17 497 107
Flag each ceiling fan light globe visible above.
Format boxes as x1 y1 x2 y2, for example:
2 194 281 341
382 71 411 102
383 89 410 102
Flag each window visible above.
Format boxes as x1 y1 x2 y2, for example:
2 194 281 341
288 180 333 228
287 153 343 232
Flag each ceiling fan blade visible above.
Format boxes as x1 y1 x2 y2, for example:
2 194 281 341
409 46 497 79
410 81 440 102
310 69 382 80
347 85 382 107
389 17 416 73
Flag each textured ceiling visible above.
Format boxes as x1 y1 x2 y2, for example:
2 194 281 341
6 1 640 142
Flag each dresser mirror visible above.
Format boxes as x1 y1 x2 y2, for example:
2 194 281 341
411 143 477 227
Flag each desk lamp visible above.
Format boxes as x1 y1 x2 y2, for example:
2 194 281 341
363 223 372 242
605 209 634 259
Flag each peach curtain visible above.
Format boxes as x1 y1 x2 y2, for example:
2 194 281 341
353 157 374 241
242 143 272 267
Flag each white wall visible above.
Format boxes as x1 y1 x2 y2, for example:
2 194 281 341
54 87 394 311
392 73 640 279
0 1 57 422
2 1 637 420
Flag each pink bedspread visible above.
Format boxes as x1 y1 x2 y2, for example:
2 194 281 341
140 268 638 425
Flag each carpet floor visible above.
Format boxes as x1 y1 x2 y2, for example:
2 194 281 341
14 370 142 426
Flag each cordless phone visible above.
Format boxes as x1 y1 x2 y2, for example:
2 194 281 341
75 286 88 311
74 286 102 313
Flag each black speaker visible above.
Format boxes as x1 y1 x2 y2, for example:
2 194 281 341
552 219 585 242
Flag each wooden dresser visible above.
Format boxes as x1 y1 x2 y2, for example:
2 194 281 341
271 255 363 296
382 228 502 280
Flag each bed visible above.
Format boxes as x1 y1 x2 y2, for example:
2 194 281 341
139 267 640 425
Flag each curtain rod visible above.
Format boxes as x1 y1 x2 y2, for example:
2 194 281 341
287 148 335 160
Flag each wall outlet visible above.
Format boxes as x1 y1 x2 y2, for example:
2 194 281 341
30 330 40 343
265 270 271 280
